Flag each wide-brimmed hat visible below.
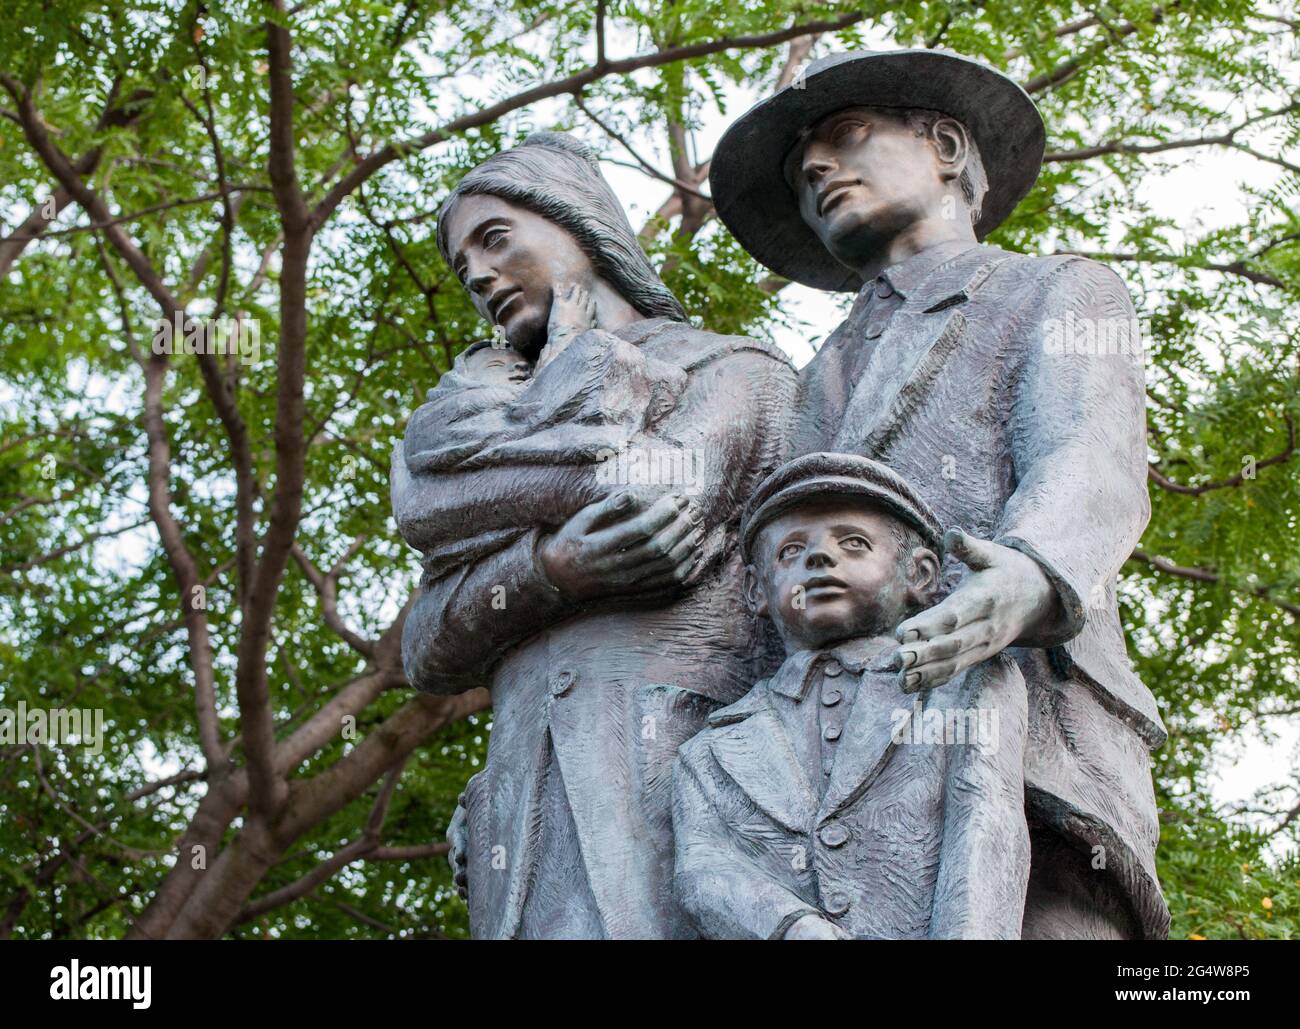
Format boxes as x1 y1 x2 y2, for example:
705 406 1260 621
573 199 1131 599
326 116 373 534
710 49 1045 292
741 452 944 561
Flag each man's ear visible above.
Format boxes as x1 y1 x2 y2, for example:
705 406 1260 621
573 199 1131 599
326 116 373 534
906 546 942 607
742 563 769 617
930 117 969 185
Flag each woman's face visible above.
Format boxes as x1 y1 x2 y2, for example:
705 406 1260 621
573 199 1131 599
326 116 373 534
443 193 596 357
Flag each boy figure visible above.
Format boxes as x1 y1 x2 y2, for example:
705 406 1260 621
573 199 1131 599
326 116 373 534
672 453 1029 940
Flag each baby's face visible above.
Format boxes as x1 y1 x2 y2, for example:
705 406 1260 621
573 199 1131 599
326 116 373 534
464 344 530 387
750 501 928 652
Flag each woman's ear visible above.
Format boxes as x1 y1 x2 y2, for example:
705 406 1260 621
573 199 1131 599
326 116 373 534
742 563 768 617
906 546 942 608
930 117 969 184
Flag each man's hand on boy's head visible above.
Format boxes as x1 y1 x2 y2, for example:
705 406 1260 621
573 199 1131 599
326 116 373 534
894 528 1061 692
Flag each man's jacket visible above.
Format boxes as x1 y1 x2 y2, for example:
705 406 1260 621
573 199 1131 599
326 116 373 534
791 240 1169 939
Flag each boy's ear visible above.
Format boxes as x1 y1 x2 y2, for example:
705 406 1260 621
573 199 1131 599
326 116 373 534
907 546 942 607
742 563 768 617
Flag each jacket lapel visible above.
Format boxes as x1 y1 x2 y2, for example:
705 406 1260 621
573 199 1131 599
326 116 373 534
707 656 820 833
833 247 1008 458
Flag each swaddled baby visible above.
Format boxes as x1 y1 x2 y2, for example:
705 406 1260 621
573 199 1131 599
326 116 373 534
392 284 720 584
459 340 532 389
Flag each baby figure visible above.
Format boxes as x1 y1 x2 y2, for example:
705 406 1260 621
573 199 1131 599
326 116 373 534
456 282 593 390
671 453 1030 940
459 340 532 388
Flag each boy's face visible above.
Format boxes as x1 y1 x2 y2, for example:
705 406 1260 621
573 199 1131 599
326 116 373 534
464 344 530 387
746 499 938 652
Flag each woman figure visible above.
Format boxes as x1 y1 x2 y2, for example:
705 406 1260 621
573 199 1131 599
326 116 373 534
394 133 795 938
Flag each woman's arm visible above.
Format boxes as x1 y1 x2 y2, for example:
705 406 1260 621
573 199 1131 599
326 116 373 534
401 493 697 694
400 341 796 694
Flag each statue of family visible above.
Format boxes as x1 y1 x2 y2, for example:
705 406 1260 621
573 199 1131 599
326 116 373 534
390 49 1170 940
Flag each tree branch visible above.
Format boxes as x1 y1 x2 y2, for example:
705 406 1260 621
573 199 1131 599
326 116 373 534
573 94 710 201
1128 549 1300 618
310 12 868 228
1023 3 1178 94
1148 415 1296 495
290 538 376 658
1045 103 1300 170
231 1 315 819
1054 248 1288 289
237 759 418 922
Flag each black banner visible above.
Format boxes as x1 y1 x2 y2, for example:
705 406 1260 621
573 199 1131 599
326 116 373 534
1 940 1288 1015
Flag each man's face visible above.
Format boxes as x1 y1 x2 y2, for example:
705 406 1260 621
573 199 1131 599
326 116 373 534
749 501 927 652
444 193 595 357
787 107 950 270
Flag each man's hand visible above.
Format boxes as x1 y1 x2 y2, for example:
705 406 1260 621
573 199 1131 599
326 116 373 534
538 490 702 602
894 528 1060 692
538 282 597 372
784 913 851 940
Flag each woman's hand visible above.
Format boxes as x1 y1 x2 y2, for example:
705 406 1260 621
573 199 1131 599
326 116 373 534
538 490 702 602
537 282 597 372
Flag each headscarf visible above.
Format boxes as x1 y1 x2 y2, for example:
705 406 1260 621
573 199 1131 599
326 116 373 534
436 132 688 323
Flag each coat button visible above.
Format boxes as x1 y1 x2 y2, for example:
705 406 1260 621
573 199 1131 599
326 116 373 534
549 669 576 697
819 824 849 848
823 660 843 678
823 725 842 742
824 891 852 916
822 688 842 706
875 278 894 300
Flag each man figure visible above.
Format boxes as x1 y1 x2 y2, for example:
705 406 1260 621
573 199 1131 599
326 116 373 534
709 49 1169 938
673 453 1030 939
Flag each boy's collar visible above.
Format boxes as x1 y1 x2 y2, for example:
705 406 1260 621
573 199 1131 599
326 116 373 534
769 636 900 701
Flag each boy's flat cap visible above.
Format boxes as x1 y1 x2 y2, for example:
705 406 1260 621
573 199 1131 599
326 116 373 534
742 452 944 559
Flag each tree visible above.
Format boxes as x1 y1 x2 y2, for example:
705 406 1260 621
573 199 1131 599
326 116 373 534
0 0 1296 940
